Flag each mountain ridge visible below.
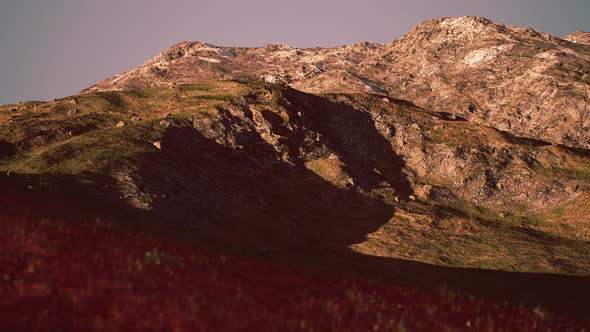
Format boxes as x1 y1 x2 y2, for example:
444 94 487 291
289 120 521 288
83 16 590 150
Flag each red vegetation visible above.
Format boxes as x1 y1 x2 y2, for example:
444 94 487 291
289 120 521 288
0 188 586 331
0 214 587 332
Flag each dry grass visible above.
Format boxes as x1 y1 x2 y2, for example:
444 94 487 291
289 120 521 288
305 157 350 188
353 203 590 275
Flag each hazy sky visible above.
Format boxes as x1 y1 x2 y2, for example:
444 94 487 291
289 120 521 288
1 0 588 105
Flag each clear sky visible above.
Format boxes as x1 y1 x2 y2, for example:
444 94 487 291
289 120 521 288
1 0 588 105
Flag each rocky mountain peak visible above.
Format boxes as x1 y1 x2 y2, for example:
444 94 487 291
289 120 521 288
401 16 508 42
563 31 590 45
82 17 590 150
401 16 565 45
153 41 227 64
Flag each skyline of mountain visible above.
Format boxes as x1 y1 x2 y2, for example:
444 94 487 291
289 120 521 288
1 0 589 104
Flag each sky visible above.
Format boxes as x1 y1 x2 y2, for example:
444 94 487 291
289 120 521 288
0 0 589 105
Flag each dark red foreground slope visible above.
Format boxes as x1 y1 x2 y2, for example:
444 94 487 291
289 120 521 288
0 209 586 331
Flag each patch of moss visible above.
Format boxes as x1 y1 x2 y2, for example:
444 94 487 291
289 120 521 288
191 94 236 102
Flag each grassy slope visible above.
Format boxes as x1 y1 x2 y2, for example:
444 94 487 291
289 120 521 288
0 82 248 175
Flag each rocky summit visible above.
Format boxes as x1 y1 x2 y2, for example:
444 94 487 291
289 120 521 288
2 16 590 326
86 16 590 150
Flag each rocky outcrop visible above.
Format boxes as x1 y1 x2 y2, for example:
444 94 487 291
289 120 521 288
381 17 590 150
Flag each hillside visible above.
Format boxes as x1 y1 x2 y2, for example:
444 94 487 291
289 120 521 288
1 16 590 329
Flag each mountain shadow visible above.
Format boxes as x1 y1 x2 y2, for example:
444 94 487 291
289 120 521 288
136 124 395 257
134 123 590 322
281 88 413 198
0 171 133 219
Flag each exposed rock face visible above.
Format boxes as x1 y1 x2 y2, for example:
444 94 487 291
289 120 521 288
84 17 590 149
384 17 590 150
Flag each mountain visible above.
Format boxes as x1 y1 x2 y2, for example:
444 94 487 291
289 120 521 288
85 16 590 150
2 16 590 326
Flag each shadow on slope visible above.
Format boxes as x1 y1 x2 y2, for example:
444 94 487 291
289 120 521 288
281 88 413 197
134 124 590 322
0 140 17 159
0 172 133 220
138 124 394 256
